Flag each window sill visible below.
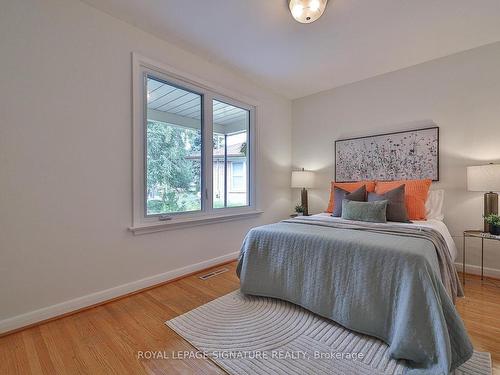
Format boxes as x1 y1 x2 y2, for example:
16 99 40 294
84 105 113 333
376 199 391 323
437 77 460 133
129 209 263 235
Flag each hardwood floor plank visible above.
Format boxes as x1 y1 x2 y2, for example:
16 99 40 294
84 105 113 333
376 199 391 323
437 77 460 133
0 264 498 374
8 333 32 375
39 321 85 375
27 327 58 374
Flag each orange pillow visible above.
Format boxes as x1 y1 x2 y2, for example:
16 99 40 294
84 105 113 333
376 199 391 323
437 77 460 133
326 181 375 213
375 179 432 220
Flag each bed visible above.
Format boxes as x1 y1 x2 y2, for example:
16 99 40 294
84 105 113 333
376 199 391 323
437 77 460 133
236 213 473 375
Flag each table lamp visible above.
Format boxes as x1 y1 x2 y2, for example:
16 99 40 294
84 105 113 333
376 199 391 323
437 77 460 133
467 163 500 232
291 168 315 216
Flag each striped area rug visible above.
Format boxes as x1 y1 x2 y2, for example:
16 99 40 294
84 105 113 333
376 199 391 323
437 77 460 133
166 291 491 375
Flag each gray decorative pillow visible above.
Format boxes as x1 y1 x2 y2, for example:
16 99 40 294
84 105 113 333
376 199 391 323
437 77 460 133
341 199 388 223
332 185 366 217
367 184 410 222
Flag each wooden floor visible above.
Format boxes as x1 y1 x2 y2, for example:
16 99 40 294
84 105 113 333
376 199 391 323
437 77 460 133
1 262 499 374
456 274 500 374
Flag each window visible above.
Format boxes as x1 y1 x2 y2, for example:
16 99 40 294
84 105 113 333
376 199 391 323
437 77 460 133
146 77 202 215
131 54 258 232
213 100 249 208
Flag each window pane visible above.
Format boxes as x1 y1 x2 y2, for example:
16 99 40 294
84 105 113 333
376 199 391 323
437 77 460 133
213 100 249 208
146 76 202 215
231 162 245 191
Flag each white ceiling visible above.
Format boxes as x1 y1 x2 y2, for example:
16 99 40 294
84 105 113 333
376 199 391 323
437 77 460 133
83 0 500 99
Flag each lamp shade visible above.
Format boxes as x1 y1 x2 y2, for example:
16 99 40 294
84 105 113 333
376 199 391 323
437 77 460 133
291 169 315 188
467 164 500 192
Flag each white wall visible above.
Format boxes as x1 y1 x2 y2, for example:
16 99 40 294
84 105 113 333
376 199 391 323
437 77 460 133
0 0 292 330
292 42 500 274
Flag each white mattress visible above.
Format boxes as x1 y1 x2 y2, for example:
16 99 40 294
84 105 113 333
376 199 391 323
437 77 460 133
312 213 458 261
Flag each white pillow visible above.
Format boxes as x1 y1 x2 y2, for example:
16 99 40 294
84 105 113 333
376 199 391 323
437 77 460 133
425 189 444 221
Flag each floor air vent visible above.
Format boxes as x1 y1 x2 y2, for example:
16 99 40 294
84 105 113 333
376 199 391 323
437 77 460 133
199 268 229 280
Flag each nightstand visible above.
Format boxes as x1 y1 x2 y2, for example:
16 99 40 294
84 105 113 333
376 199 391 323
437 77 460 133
463 230 500 285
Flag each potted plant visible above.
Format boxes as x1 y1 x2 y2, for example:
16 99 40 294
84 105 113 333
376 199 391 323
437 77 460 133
484 214 500 235
295 205 305 216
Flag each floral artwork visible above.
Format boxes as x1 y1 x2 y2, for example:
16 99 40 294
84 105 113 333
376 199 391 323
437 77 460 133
335 127 439 182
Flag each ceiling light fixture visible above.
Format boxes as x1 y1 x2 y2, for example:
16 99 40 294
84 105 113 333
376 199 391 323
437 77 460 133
289 0 328 24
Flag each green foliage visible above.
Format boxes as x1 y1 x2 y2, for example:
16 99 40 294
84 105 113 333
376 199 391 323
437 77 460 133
484 214 500 227
146 121 201 213
295 205 305 213
240 142 247 156
147 199 165 214
213 134 225 150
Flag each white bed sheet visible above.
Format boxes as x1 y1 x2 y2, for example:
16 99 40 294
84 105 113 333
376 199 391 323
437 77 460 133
312 213 458 261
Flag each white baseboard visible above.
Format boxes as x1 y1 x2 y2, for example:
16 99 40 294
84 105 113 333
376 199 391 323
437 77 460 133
455 262 500 279
0 251 239 335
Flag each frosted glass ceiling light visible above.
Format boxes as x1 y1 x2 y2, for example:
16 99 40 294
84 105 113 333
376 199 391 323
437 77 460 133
289 0 328 24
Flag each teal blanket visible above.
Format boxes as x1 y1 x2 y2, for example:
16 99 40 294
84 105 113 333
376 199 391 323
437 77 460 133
237 218 473 374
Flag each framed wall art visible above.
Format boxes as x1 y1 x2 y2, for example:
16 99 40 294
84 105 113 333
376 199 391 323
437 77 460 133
335 126 439 182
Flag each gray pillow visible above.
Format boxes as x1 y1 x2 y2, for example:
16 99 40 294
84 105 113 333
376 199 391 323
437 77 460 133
341 199 388 223
332 185 366 217
367 184 410 223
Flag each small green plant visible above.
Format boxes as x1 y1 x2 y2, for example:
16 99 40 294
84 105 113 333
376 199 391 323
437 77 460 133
484 214 500 227
295 205 305 213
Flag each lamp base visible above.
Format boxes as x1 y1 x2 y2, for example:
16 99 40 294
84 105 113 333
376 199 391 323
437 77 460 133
484 192 499 233
301 188 309 216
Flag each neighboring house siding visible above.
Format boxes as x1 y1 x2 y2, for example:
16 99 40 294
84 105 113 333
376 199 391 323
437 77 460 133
213 157 247 206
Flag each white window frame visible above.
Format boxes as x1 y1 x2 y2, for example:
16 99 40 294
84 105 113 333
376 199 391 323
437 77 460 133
130 53 261 234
